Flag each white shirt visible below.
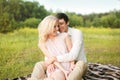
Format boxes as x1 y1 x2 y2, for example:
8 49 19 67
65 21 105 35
57 27 87 62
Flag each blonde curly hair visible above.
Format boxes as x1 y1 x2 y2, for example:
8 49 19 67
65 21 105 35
38 15 58 43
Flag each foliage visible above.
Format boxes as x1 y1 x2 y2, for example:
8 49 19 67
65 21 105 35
0 0 49 33
66 12 83 27
0 0 120 33
23 18 41 28
81 10 120 28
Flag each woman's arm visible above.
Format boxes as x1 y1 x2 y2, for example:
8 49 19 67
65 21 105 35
65 34 72 52
38 41 69 72
52 34 73 78
54 61 69 78
65 34 75 71
38 42 52 58
38 42 56 66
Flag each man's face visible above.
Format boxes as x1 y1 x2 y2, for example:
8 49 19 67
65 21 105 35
58 19 68 32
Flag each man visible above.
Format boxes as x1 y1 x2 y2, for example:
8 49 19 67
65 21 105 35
29 13 87 80
55 13 87 80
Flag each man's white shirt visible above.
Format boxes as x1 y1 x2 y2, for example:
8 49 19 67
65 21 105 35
57 27 87 62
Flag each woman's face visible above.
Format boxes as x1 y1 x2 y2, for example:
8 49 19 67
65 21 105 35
49 21 59 37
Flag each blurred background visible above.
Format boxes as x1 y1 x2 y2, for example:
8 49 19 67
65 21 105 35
0 0 120 79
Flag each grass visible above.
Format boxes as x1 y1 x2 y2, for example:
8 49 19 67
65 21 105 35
79 27 120 66
0 27 120 79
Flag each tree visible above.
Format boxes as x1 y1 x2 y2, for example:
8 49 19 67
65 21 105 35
24 18 41 28
66 12 83 27
0 0 49 33
92 16 102 27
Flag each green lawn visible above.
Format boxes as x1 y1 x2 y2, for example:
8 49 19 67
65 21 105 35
0 27 120 79
79 27 120 67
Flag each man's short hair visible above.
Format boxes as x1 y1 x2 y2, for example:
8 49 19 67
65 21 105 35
56 13 69 23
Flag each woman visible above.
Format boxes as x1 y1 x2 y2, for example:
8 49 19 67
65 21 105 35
38 15 74 80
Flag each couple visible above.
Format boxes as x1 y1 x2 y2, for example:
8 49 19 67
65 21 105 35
28 13 87 80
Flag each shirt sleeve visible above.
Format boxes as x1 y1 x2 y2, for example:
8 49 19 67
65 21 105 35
57 30 83 62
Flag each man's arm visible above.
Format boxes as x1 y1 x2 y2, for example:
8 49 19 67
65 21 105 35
57 30 83 62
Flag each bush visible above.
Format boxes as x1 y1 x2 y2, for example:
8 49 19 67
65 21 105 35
23 18 41 28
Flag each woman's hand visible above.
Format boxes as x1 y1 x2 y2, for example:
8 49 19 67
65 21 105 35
47 64 55 73
70 63 75 72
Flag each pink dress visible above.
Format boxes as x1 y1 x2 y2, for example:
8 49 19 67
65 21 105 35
45 32 70 76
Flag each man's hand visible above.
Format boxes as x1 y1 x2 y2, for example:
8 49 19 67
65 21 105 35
47 64 55 73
